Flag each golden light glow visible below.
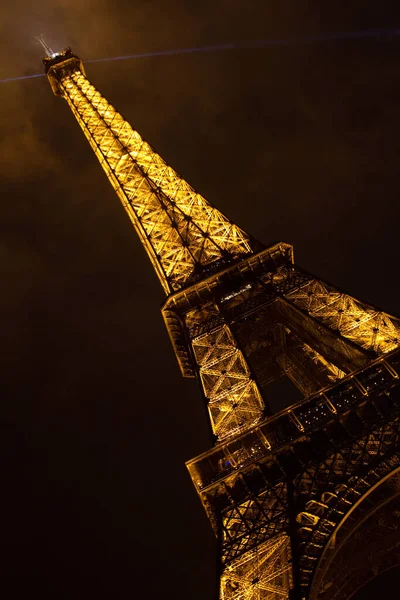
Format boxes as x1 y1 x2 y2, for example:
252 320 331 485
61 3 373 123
189 317 264 441
57 69 253 294
45 52 400 600
286 279 400 356
220 534 292 600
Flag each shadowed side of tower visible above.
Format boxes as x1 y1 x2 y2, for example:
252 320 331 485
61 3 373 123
42 46 400 600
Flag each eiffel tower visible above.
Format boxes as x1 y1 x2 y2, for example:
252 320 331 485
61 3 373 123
41 45 400 600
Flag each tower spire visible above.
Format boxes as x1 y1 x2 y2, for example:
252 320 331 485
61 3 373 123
36 35 56 58
42 47 259 294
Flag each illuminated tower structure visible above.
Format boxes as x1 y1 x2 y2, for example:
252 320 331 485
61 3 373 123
42 46 400 600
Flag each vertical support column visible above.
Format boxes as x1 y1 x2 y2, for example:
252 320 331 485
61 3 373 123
185 301 265 442
277 331 345 397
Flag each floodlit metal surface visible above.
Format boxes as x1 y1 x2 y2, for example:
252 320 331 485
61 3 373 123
285 279 400 356
51 64 255 294
220 534 293 600
190 320 264 441
44 49 400 600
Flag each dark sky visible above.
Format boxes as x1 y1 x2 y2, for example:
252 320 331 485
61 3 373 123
1 2 400 598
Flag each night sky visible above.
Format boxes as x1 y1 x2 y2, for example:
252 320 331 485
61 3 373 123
1 2 400 598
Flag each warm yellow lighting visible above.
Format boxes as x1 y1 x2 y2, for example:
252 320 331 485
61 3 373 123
44 52 400 600
190 321 264 441
286 279 400 356
220 534 292 599
57 70 253 294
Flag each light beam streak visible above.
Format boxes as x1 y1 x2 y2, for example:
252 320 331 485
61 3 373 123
0 72 44 84
1 27 400 85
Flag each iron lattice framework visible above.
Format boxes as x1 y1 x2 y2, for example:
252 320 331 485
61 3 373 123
43 47 400 600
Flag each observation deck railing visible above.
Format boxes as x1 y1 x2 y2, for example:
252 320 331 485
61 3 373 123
187 350 400 493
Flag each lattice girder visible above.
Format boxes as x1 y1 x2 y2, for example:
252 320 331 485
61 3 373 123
43 49 400 600
216 396 400 600
189 309 265 441
277 330 345 396
285 278 400 356
220 534 293 600
221 482 289 564
52 68 255 293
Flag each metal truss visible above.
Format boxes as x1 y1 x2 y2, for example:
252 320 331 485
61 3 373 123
296 413 400 597
285 278 400 356
221 482 289 564
43 48 400 600
220 534 293 600
46 55 255 294
188 304 265 441
211 381 400 600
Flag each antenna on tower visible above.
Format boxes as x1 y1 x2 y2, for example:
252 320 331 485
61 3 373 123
36 35 56 58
